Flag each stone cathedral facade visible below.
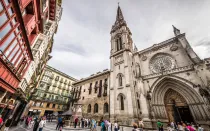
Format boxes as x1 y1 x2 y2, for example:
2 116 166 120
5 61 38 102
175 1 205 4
72 6 210 129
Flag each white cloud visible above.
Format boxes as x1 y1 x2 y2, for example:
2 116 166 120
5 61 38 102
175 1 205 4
48 0 210 79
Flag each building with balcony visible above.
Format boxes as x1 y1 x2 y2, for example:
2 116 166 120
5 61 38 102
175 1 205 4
28 65 77 116
0 0 36 122
0 0 63 126
71 69 110 121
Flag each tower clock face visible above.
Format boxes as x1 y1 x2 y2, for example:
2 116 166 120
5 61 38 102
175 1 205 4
149 54 175 73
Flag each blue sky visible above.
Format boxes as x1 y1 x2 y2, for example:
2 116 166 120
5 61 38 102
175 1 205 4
48 0 210 79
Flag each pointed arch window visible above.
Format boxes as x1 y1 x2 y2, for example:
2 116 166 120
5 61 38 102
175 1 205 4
94 103 98 113
119 74 123 86
104 103 109 113
87 104 91 113
120 95 124 110
116 36 123 51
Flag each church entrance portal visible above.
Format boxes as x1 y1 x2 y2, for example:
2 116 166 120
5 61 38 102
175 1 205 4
164 89 194 123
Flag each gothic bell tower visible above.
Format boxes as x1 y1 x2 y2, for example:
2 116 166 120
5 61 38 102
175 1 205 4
109 5 137 123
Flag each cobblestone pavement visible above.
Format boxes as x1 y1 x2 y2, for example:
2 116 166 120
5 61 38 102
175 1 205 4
9 122 92 131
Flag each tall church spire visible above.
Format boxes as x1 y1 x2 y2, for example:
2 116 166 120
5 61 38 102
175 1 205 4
110 4 128 33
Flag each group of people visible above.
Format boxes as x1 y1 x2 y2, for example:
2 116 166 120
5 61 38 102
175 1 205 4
74 117 120 131
157 120 204 131
21 115 46 131
74 117 93 128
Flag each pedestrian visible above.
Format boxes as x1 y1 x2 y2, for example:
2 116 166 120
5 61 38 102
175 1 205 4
101 120 106 131
3 115 12 131
28 116 34 129
167 123 173 131
157 120 164 131
182 123 190 131
59 119 65 131
132 123 138 131
91 119 97 131
170 122 175 129
197 124 204 131
107 121 111 131
38 117 45 131
114 121 118 131
81 118 84 128
74 117 78 128
0 115 4 130
56 116 62 130
138 118 144 131
50 114 53 122
88 119 91 128
177 122 184 131
186 123 195 131
33 116 39 131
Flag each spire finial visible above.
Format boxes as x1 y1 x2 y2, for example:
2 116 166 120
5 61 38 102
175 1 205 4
118 2 120 6
172 25 180 36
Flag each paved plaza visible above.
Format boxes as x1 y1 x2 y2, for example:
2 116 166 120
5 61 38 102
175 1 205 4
10 122 92 131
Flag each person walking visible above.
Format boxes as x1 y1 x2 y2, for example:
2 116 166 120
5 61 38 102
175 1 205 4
138 118 144 131
197 124 204 131
167 123 173 131
59 119 65 131
38 117 45 131
56 116 62 130
177 122 184 131
157 120 164 131
186 123 195 131
101 120 106 131
3 116 13 131
114 121 118 131
33 116 39 131
74 117 78 128
0 115 3 130
81 118 84 128
132 123 138 131
182 123 190 131
107 121 111 131
91 119 97 131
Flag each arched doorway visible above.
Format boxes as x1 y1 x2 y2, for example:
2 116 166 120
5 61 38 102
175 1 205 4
151 76 210 124
164 89 194 123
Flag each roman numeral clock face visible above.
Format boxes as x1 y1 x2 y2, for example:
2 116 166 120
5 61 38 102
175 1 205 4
149 54 176 73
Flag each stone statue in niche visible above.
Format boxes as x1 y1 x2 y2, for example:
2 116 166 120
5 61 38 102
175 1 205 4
135 63 141 78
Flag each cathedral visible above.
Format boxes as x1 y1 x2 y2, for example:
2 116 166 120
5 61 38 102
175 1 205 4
72 5 210 129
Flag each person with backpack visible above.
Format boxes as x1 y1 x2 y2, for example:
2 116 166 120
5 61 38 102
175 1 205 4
100 120 106 131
